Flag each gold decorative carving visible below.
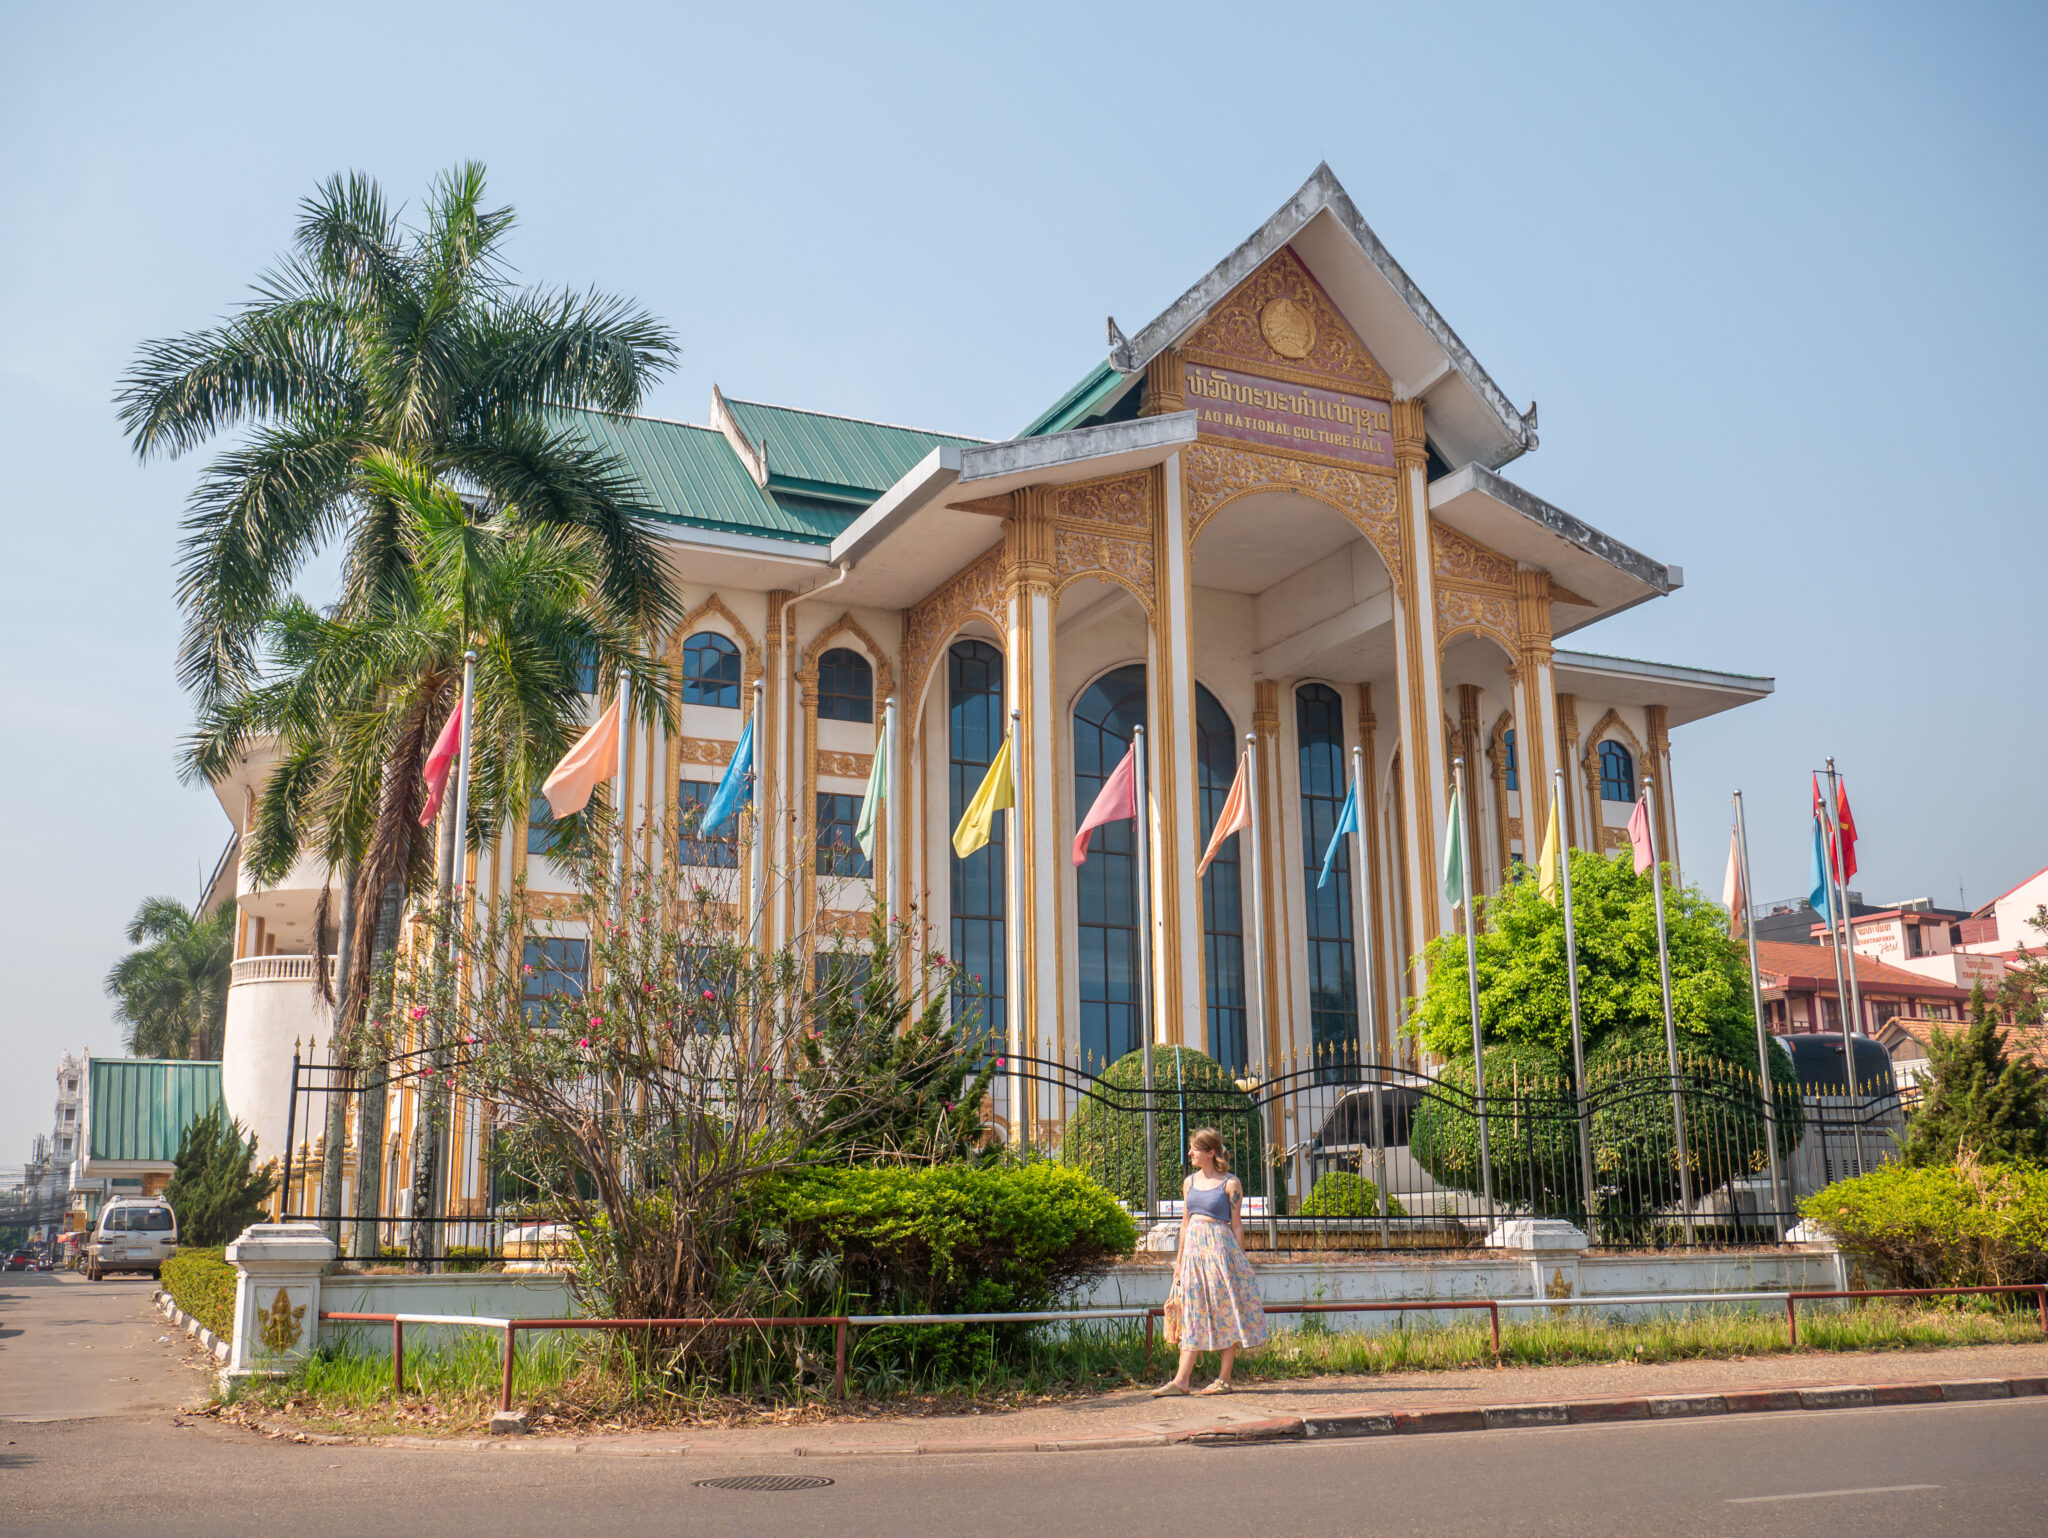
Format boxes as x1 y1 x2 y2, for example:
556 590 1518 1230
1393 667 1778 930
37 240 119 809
902 543 1007 716
815 908 869 940
1259 297 1316 359
261 1287 307 1354
677 736 736 768
1181 246 1392 399
1508 816 1525 840
668 593 762 682
1053 523 1154 612
951 492 1016 517
1432 521 1518 590
1181 440 1401 579
1054 471 1150 532
798 611 896 702
1601 824 1629 853
1139 345 1186 417
817 751 874 780
1434 587 1519 653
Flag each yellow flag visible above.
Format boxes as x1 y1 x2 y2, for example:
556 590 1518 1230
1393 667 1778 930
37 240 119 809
1537 790 1562 904
951 733 1015 858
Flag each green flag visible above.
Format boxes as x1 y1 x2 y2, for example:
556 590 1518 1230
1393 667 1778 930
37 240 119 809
855 708 892 862
1441 783 1467 909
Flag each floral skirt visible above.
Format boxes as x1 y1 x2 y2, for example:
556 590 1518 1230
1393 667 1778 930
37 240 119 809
1173 1217 1268 1350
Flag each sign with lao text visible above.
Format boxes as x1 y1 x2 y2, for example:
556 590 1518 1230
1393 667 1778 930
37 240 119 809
1185 363 1395 470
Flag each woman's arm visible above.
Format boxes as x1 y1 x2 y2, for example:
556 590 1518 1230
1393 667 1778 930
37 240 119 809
1228 1176 1248 1248
1172 1175 1191 1282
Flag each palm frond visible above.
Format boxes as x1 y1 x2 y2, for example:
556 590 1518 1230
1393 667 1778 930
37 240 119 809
465 286 678 416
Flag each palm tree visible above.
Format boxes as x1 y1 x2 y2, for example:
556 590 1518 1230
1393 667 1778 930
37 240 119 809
118 162 679 711
104 898 235 1060
191 450 668 1256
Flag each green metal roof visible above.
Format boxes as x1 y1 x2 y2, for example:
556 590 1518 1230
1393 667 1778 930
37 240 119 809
723 398 982 499
1018 362 1129 438
86 1058 222 1165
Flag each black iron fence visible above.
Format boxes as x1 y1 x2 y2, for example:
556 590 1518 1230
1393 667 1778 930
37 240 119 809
1002 1050 1917 1250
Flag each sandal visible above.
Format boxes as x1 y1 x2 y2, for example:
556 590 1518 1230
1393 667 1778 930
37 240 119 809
1198 1380 1233 1396
1149 1381 1190 1397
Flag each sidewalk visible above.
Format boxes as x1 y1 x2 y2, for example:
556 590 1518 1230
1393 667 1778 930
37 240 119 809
366 1342 2048 1457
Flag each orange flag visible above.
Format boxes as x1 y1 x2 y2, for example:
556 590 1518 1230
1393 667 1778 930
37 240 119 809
540 697 622 818
1196 753 1252 877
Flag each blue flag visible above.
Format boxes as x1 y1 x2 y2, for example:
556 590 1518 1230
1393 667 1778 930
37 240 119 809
1807 813 1833 921
1318 780 1360 889
701 717 754 837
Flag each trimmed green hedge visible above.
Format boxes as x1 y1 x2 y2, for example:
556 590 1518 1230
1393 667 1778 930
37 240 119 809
1297 1170 1406 1219
1802 1160 2048 1289
1062 1046 1266 1205
161 1246 236 1342
768 1161 1135 1315
1409 1041 1582 1208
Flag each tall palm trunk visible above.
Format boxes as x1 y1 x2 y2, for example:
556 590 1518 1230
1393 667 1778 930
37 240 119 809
318 864 357 1245
349 874 407 1261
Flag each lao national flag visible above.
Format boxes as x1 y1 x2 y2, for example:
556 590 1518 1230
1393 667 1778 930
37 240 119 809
1835 780 1859 881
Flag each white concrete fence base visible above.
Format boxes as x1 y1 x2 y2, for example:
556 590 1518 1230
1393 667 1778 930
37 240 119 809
222 1222 336 1386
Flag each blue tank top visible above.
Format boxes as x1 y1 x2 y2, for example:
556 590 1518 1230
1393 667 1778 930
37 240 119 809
1186 1177 1233 1223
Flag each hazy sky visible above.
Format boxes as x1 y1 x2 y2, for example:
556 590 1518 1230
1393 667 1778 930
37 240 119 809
2 1 2042 1155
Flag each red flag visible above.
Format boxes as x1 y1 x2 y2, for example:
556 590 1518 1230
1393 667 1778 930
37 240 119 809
1835 779 1859 881
1072 743 1138 867
1626 796 1653 875
418 696 464 826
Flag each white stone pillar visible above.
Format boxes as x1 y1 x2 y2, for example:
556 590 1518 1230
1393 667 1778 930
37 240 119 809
222 1222 335 1385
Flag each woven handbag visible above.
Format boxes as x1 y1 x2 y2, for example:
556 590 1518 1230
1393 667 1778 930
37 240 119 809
1162 1284 1184 1345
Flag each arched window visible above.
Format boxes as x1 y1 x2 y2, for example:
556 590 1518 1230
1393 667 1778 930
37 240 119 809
1196 686 1248 1072
1599 740 1636 802
1297 684 1358 1074
681 632 742 708
1503 729 1518 793
1074 665 1147 1072
816 647 873 722
949 641 1005 1039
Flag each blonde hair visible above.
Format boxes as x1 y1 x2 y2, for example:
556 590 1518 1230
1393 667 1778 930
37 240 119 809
1189 1128 1231 1174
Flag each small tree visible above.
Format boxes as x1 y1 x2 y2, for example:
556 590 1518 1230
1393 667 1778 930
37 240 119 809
1903 984 2048 1166
1062 1046 1266 1205
165 1107 277 1245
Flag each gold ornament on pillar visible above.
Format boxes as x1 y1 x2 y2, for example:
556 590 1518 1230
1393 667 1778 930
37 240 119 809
1138 345 1186 417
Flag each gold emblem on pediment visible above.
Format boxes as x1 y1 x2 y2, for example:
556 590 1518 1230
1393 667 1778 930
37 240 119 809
1259 297 1316 359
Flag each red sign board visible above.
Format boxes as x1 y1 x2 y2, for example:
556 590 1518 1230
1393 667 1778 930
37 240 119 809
1184 363 1395 470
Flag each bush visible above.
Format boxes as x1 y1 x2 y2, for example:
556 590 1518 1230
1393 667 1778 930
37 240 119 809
1296 1170 1406 1219
1409 1041 1583 1208
1061 1046 1266 1205
162 1246 236 1342
1802 1158 2048 1289
768 1161 1135 1316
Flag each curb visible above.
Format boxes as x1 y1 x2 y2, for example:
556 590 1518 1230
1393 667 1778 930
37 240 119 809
230 1373 2048 1458
155 1289 230 1364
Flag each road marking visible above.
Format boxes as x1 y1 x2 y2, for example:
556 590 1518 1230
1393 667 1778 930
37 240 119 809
1727 1484 1940 1504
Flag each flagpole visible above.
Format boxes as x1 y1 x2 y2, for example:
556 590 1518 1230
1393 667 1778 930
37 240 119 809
1350 745 1388 1246
1243 733 1271 1209
1556 770 1595 1231
1820 759 1868 1175
612 668 632 910
882 696 899 932
748 679 766 948
1452 759 1495 1224
449 651 478 961
1133 727 1158 1223
1733 790 1786 1236
1641 775 1696 1242
1006 709 1026 1152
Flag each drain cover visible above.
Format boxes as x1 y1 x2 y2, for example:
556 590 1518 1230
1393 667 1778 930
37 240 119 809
693 1475 834 1492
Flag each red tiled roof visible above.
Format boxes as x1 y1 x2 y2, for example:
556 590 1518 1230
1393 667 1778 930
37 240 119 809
1751 939 1972 998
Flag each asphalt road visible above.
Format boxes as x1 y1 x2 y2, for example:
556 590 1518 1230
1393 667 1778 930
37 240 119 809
5 1272 2046 1538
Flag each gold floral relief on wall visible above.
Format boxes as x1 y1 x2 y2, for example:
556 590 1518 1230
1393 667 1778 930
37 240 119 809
1180 245 1394 401
902 542 1008 719
1180 439 1402 579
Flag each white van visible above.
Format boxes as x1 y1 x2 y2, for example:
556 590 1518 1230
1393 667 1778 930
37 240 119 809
86 1199 179 1280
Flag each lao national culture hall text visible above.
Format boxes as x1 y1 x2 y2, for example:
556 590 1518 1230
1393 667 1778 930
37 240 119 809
264 164 1771 1153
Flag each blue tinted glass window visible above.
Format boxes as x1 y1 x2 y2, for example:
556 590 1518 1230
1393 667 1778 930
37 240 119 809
1599 740 1635 802
815 792 871 877
677 780 741 868
521 937 587 1026
682 632 742 708
527 794 556 856
817 648 873 723
948 641 1005 1042
1196 686 1248 1072
1075 665 1146 1073
1297 684 1358 1076
1503 729 1518 793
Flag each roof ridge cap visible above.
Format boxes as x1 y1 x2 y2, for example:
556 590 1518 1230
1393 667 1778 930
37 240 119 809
724 394 988 444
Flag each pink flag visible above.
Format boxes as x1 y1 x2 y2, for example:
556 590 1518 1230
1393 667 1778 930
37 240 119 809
417 696 465 827
1627 796 1654 875
1072 743 1138 867
541 696 622 818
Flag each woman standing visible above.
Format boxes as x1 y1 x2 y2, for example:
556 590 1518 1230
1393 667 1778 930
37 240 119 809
1153 1127 1267 1395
